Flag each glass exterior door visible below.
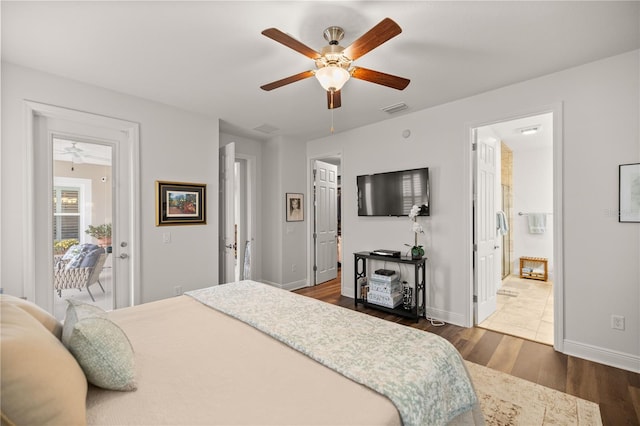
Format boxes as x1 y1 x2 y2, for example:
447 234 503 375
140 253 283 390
52 138 113 319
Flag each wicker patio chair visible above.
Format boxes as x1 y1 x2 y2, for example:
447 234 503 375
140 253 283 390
54 245 107 302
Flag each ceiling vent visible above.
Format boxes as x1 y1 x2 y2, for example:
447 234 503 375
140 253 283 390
253 123 279 134
518 125 541 135
381 102 408 114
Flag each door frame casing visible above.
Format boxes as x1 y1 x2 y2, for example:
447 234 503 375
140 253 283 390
23 101 141 307
465 103 564 351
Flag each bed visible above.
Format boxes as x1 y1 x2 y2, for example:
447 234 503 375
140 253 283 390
1 280 483 426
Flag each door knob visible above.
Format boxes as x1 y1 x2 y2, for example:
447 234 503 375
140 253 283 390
119 253 129 259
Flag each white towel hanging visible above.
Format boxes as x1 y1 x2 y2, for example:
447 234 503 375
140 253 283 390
242 241 251 280
527 213 546 234
496 211 509 235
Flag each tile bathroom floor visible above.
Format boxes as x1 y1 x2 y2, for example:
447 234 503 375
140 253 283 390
478 275 553 345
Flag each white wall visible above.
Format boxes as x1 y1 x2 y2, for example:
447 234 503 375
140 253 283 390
259 135 308 289
512 146 554 276
307 50 639 369
1 62 220 303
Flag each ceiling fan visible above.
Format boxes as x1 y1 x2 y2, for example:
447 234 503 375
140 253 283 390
260 17 410 109
54 141 111 165
57 142 87 163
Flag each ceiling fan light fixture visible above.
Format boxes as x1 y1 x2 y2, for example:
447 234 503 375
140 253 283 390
315 66 350 92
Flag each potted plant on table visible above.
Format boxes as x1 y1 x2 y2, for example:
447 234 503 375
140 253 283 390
85 223 112 248
407 205 425 260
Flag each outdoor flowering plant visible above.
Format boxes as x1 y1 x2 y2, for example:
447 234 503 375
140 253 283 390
408 205 425 258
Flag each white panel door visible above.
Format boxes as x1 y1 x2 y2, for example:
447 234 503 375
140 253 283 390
33 115 133 316
219 143 236 284
474 134 499 324
314 160 338 284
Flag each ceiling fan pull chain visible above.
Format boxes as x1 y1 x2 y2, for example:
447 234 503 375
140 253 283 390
330 91 335 134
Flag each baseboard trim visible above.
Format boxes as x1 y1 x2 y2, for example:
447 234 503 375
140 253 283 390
426 307 467 328
262 279 308 292
260 280 282 289
563 339 640 373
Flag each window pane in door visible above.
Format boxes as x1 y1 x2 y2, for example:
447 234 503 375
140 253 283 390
52 138 113 320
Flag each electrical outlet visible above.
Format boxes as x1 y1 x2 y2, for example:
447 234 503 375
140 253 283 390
174 285 183 296
611 315 625 330
291 264 297 272
163 232 171 244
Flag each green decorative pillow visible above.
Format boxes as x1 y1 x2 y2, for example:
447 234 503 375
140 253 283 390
62 298 106 344
63 300 137 391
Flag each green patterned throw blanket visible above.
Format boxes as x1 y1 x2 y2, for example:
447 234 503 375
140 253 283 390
186 281 477 426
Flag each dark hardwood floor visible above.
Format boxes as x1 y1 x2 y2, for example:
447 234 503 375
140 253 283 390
295 276 640 426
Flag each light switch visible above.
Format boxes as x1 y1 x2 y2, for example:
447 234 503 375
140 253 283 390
163 232 171 243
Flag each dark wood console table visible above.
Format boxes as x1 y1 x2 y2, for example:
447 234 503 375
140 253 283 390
353 251 426 322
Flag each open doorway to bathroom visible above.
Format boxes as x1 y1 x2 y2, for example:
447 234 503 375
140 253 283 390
475 112 554 345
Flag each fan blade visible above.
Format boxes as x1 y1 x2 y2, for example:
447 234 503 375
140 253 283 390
343 18 402 61
327 90 342 109
260 70 315 91
262 28 321 60
351 67 410 90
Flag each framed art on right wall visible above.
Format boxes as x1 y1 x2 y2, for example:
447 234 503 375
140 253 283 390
619 163 640 222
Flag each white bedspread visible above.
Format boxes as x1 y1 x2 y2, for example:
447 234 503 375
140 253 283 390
187 280 478 426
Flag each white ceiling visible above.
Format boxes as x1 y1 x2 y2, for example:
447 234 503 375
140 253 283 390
490 112 553 152
3 1 639 142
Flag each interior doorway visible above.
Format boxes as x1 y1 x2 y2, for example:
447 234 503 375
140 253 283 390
472 112 556 345
219 141 256 284
234 155 255 282
309 155 342 287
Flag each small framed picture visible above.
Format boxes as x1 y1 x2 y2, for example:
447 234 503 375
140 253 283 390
156 181 206 226
286 193 304 222
619 163 640 223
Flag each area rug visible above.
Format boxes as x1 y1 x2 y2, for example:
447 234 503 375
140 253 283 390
466 361 602 425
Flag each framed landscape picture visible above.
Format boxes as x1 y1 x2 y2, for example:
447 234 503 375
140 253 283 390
619 163 640 223
156 181 206 226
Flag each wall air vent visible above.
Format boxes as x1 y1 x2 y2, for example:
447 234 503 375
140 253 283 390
253 123 279 134
381 102 408 114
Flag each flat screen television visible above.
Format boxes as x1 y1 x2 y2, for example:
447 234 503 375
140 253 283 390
357 167 430 216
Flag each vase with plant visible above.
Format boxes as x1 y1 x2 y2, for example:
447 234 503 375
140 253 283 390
407 205 425 260
85 223 112 247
